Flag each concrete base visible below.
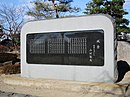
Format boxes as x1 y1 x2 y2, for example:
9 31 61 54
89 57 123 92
1 72 130 97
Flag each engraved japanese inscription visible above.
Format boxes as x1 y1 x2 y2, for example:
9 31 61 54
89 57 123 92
27 30 104 66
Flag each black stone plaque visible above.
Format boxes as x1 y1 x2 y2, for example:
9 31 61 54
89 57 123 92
26 30 104 66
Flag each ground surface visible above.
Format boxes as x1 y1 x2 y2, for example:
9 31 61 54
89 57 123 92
0 90 39 97
0 73 130 97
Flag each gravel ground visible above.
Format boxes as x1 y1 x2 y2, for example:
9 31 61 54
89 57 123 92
0 90 40 97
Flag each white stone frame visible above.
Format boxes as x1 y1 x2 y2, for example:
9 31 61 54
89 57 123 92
21 14 117 83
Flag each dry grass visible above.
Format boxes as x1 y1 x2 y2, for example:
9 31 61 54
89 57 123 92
0 64 20 75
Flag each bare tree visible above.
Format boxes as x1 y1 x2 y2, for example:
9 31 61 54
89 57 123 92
0 4 24 35
0 4 25 47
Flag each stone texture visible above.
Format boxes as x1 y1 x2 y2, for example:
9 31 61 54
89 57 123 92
117 41 130 65
0 74 130 97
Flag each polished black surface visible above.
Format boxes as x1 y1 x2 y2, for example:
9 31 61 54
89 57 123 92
26 30 104 66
